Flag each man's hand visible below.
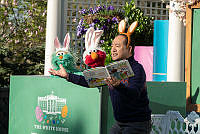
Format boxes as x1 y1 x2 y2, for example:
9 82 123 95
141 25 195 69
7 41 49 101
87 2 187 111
49 64 69 79
105 77 121 87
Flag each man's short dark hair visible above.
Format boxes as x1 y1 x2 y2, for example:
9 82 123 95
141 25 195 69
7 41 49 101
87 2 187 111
117 34 135 54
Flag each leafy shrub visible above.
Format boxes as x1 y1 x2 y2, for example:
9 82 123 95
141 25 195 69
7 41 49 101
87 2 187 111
0 0 47 87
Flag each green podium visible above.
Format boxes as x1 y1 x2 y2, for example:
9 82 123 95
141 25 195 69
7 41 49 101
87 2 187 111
9 76 104 134
9 76 186 134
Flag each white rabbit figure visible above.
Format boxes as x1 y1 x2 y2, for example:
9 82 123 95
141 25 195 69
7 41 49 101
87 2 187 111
51 33 79 73
83 27 106 68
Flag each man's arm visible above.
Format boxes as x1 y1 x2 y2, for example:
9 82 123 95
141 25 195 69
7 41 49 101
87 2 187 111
49 64 89 88
68 73 89 88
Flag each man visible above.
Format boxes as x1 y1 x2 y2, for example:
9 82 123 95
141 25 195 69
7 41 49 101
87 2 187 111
105 34 152 134
49 32 152 134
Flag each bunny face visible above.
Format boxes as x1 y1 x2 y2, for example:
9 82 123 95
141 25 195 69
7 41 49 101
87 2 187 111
83 27 106 68
54 33 70 58
52 33 78 73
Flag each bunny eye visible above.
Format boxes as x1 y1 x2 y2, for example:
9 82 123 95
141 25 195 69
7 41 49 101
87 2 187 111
56 51 66 56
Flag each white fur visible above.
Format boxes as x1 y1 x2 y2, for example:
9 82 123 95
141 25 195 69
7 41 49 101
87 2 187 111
54 33 70 53
83 27 104 62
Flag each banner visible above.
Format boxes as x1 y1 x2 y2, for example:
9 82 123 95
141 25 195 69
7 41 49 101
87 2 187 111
153 20 169 81
134 46 153 81
9 76 101 134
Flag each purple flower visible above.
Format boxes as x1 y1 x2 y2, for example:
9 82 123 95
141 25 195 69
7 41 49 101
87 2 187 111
95 6 103 12
84 28 88 33
77 24 86 37
93 19 100 24
89 8 94 14
77 31 81 37
79 9 87 15
107 5 114 10
93 9 97 14
112 17 118 23
102 25 108 30
100 40 104 44
89 23 95 27
81 28 87 35
107 19 111 23
79 19 83 25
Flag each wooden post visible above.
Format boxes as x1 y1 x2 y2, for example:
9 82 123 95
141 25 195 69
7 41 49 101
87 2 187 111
185 2 200 112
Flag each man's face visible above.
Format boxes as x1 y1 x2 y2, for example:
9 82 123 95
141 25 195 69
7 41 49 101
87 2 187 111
111 35 132 61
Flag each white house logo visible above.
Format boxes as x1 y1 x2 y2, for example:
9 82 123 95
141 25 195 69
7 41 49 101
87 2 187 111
33 91 69 133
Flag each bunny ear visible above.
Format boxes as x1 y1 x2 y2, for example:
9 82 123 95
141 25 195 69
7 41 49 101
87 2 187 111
118 19 126 33
91 30 103 47
127 21 138 34
54 37 61 48
85 27 95 50
63 33 70 51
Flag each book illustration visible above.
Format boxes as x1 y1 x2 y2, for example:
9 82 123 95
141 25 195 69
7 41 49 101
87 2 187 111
83 67 109 88
107 60 134 80
83 60 134 88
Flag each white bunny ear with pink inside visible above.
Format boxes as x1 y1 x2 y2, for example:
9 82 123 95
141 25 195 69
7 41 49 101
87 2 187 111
91 30 103 48
85 27 95 50
63 33 70 51
118 19 126 34
54 37 61 48
127 21 138 34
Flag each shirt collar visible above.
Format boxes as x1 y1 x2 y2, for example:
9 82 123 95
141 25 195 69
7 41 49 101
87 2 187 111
127 55 136 63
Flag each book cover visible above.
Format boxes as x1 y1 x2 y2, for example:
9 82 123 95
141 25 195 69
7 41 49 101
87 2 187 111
106 60 134 81
83 60 134 88
83 67 109 88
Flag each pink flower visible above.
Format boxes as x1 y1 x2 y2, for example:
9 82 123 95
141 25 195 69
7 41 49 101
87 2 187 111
40 27 43 32
24 29 28 32
4 11 8 16
15 40 19 44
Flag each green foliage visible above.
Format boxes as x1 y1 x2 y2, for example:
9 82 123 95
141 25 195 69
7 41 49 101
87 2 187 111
77 0 153 65
123 0 153 46
0 0 47 87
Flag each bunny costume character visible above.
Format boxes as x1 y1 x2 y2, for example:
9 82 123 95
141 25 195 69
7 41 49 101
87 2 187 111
51 33 79 73
83 27 106 68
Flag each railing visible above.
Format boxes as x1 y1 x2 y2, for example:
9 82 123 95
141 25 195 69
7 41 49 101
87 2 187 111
135 0 169 20
151 111 200 134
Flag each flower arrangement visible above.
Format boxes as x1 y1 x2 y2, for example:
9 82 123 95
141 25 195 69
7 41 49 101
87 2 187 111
77 1 153 65
77 5 124 65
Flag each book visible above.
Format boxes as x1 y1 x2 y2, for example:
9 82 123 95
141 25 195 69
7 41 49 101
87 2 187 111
83 60 134 88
